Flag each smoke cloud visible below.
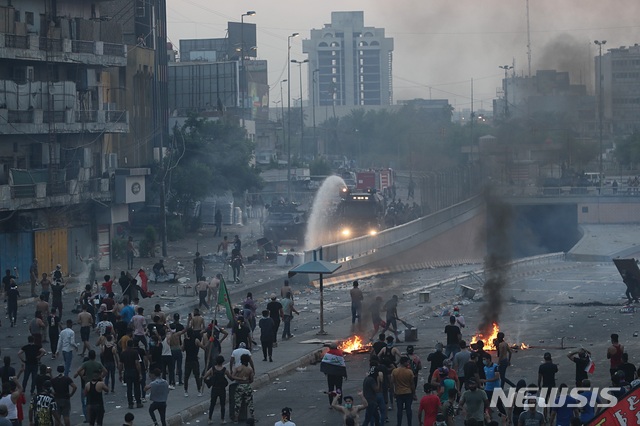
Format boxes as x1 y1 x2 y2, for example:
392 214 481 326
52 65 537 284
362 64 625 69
479 189 513 335
534 33 593 87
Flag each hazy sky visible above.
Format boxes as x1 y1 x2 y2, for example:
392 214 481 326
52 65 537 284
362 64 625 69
167 0 640 114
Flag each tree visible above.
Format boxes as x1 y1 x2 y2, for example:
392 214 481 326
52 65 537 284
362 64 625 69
615 131 640 169
166 115 262 216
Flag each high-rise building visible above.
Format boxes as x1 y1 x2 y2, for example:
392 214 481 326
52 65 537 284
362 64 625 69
0 0 149 274
303 11 393 107
597 44 640 136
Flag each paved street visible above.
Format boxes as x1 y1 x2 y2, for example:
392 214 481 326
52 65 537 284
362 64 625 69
3 250 635 425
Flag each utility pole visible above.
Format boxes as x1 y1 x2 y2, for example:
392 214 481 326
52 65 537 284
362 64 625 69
286 33 299 201
312 69 319 157
595 40 607 193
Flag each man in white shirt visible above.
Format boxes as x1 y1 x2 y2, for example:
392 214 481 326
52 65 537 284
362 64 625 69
56 319 78 376
230 342 253 372
130 307 147 348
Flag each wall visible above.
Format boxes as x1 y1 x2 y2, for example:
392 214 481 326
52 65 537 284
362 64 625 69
35 228 69 276
578 201 640 224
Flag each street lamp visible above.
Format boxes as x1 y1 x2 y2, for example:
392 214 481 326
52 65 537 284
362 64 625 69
312 68 319 157
498 65 513 119
287 32 299 201
240 11 256 127
291 59 309 160
280 79 287 153
595 40 607 193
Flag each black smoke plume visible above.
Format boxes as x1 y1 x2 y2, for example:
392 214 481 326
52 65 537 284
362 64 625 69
479 189 513 335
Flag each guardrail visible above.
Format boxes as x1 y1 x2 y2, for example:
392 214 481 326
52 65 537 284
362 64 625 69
306 196 484 264
495 185 638 197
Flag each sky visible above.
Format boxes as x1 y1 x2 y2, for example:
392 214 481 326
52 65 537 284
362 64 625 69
166 0 640 115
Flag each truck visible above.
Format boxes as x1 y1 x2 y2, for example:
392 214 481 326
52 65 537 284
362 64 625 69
335 187 385 239
355 169 395 197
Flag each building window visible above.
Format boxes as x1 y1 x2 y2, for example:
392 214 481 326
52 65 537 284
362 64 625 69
135 0 145 17
25 12 34 25
14 10 20 22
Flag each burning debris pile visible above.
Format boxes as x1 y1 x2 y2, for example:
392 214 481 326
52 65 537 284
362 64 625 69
338 335 372 354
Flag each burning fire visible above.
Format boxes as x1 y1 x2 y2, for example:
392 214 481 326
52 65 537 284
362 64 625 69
338 336 372 354
470 322 501 349
469 323 530 350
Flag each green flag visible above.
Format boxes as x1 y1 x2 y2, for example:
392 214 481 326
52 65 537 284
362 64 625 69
217 277 233 322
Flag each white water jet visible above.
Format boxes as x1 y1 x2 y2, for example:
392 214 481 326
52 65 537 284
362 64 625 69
304 175 346 250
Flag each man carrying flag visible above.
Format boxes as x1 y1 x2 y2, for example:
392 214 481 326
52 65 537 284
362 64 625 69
216 275 234 327
567 348 593 387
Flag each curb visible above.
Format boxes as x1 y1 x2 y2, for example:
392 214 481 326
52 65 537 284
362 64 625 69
165 348 325 425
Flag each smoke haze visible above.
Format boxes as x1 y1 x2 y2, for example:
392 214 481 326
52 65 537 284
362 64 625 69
170 0 640 110
479 189 513 335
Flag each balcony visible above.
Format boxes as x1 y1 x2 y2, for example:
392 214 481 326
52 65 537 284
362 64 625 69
2 169 111 211
0 108 128 134
0 33 126 67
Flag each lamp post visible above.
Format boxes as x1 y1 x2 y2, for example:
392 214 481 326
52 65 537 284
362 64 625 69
240 11 256 128
312 68 319 157
498 65 513 119
279 79 287 154
595 40 607 193
291 59 308 160
286 33 299 201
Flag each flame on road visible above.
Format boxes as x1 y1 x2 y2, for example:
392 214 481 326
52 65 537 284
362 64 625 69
470 322 529 350
470 322 500 348
338 336 372 353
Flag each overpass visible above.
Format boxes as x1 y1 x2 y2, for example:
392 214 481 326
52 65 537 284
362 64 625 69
303 182 640 282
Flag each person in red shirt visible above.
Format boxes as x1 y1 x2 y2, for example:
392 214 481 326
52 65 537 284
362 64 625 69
101 275 113 295
418 383 441 426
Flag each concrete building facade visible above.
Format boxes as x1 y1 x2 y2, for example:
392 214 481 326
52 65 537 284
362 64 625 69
0 0 148 274
303 11 393 108
597 44 640 136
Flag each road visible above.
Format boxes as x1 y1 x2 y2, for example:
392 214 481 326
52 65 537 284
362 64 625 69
226 260 634 426
2 256 634 425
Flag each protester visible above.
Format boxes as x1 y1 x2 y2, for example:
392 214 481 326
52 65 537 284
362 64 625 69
51 365 76 426
85 372 108 426
417 383 440 426
258 310 275 362
321 343 348 406
230 354 255 422
202 356 233 425
350 281 364 326
331 392 368 425
145 369 169 426
280 292 299 340
390 356 415 426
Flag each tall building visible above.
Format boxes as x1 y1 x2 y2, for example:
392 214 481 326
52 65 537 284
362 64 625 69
597 44 640 136
0 0 148 274
303 11 394 108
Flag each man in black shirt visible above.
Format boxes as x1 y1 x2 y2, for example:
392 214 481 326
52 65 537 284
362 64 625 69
119 340 143 409
2 269 16 304
371 333 387 356
183 329 206 397
18 335 46 394
537 352 558 392
444 316 462 358
266 294 283 346
427 343 447 377
51 365 77 426
463 353 480 389
232 317 252 350
7 280 19 327
50 275 65 317
567 348 591 387
617 353 636 383
193 252 205 282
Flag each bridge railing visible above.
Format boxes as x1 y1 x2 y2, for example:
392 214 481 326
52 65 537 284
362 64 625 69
307 196 484 264
495 184 637 197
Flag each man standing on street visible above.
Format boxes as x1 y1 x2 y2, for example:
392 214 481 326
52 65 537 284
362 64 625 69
496 331 515 387
538 352 558 396
126 237 136 270
258 310 275 362
390 356 415 426
444 316 462 359
382 295 402 343
452 341 472 390
280 292 299 340
51 365 76 426
214 209 222 237
195 279 210 311
607 333 624 382
350 281 364 327
56 320 78 376
119 340 143 409
145 368 169 426
19 335 46 394
266 294 283 346
193 252 205 283
457 378 488 425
